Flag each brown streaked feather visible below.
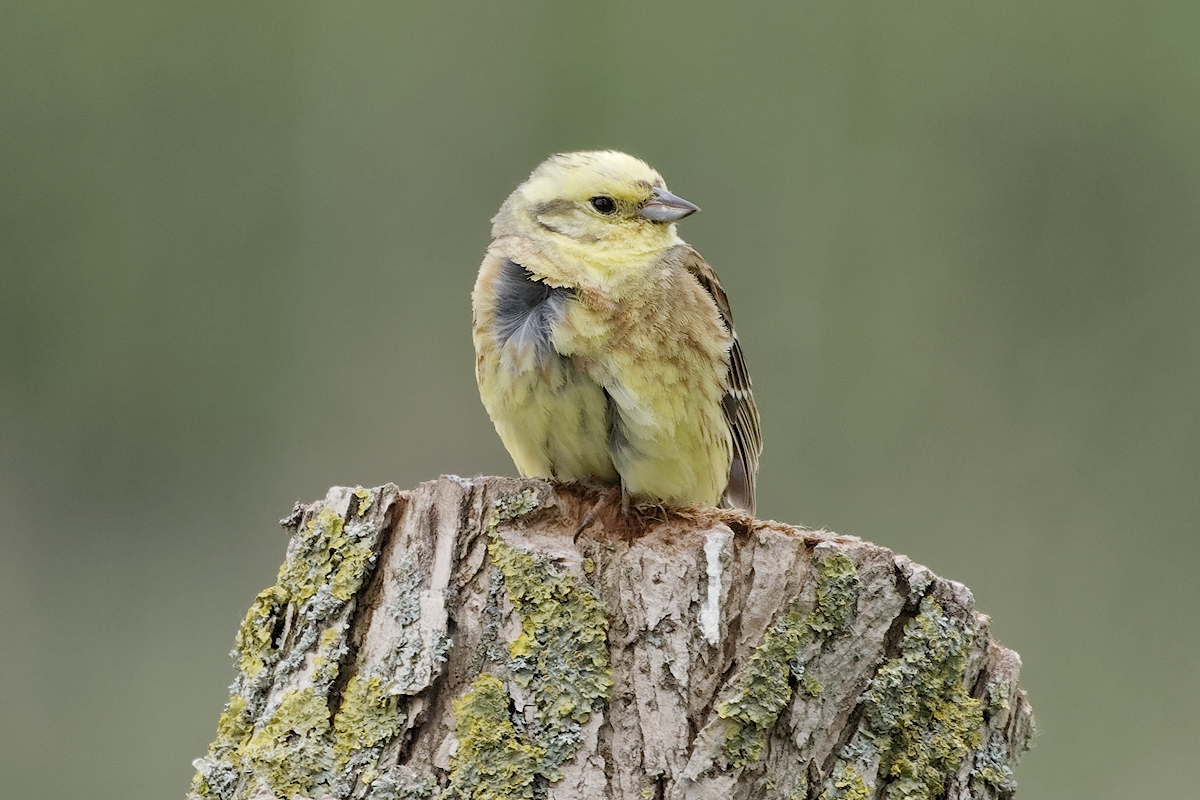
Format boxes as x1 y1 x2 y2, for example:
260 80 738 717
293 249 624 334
679 247 762 514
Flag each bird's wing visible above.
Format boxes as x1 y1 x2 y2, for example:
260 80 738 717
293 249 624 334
679 247 762 515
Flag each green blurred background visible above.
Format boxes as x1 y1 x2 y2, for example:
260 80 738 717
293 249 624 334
2 2 1197 797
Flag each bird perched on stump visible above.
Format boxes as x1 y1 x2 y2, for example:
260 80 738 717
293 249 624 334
472 151 761 514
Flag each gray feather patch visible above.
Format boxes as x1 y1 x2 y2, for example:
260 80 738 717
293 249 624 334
493 258 573 364
604 389 633 459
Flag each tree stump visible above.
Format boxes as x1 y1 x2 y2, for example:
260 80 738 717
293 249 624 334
189 476 1034 800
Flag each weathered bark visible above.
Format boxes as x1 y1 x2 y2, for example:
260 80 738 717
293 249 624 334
189 476 1034 800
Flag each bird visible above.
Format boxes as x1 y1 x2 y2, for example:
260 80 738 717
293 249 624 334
471 151 761 514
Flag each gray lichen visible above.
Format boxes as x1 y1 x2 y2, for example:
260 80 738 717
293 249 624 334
380 555 432 691
970 730 1018 793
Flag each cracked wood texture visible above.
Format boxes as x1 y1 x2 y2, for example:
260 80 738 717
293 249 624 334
189 477 1034 800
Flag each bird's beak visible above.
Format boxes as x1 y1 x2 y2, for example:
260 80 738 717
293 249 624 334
639 186 700 222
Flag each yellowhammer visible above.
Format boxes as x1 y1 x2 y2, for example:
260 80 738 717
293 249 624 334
472 151 761 513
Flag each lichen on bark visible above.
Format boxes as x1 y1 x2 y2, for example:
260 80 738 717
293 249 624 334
487 532 612 768
445 490 613 795
190 487 395 800
716 548 862 766
859 596 984 800
447 673 546 800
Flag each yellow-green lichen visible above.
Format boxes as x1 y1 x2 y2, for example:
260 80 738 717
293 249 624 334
190 695 255 798
231 507 371 693
718 607 807 764
333 674 405 777
239 505 383 694
717 549 861 766
447 492 611 795
354 486 373 516
195 671 414 800
276 506 377 607
193 499 402 800
190 770 220 800
806 551 860 634
234 584 289 680
331 538 376 601
239 689 333 798
310 626 347 692
276 507 342 603
986 680 1010 714
448 673 545 800
800 673 823 697
819 761 871 800
213 695 252 753
860 596 983 800
488 532 612 768
196 580 292 799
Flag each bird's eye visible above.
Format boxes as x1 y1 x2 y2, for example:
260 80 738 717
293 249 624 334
589 196 617 215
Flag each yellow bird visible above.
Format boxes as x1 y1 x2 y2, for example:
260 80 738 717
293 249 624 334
472 151 761 514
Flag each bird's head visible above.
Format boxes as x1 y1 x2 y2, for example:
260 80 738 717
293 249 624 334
491 151 699 283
